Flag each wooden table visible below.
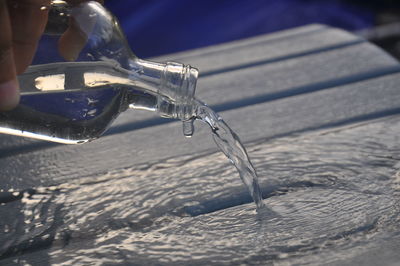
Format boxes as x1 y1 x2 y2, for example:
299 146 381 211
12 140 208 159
1 24 400 265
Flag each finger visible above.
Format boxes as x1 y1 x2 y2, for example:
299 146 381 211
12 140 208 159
0 1 19 111
58 0 103 61
7 0 50 75
58 16 88 61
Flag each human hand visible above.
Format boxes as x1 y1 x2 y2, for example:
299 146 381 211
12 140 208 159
0 0 103 111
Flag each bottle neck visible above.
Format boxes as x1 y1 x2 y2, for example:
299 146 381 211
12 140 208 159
129 59 198 121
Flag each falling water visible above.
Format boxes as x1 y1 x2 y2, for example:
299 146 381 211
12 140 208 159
194 100 265 209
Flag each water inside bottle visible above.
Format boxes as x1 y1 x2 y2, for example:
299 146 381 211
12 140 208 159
0 85 157 144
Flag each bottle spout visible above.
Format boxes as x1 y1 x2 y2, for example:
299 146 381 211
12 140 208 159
162 62 198 136
160 62 198 104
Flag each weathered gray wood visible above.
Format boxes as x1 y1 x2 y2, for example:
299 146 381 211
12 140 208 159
1 71 400 189
0 24 399 188
1 24 400 265
154 24 363 73
0 25 398 153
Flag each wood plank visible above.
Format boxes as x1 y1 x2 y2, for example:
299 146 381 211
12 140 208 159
154 24 363 73
1 24 400 265
1 25 400 187
1 71 400 190
0 27 397 152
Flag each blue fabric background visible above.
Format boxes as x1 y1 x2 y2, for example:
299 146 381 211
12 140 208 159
104 0 374 58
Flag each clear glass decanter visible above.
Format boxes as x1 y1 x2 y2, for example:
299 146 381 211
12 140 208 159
0 0 198 144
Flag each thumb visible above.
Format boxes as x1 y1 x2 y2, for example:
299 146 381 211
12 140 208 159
0 1 20 111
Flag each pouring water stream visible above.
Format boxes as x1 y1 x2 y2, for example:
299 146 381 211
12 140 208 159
193 99 265 209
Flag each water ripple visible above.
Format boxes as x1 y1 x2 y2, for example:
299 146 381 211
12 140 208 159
1 116 400 264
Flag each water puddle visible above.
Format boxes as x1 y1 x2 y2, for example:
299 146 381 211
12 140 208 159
1 116 400 265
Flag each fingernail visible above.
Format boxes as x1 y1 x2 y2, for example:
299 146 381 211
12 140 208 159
0 79 20 111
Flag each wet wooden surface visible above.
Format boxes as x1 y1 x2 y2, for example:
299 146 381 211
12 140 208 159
1 24 400 187
1 24 400 264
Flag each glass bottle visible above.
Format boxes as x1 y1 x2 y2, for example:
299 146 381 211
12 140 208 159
0 0 198 144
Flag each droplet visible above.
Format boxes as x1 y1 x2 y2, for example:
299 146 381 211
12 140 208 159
87 109 97 116
87 98 99 105
182 119 194 138
4 224 10 233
